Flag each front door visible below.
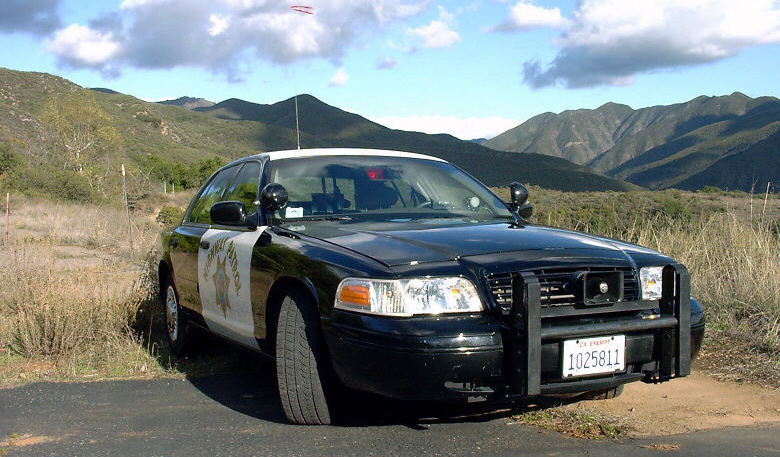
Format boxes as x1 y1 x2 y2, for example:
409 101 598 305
195 161 265 349
170 164 240 312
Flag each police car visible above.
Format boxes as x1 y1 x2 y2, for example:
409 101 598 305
158 148 705 425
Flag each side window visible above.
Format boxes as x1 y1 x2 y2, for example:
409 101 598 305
224 162 261 211
188 166 239 224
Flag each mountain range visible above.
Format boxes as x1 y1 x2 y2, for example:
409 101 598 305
484 93 780 192
1 66 776 195
0 67 636 193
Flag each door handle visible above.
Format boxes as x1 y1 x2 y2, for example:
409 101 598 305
199 240 210 250
171 237 179 248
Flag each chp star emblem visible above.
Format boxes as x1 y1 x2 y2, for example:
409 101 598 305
213 256 231 317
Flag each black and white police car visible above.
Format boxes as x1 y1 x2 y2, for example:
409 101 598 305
158 148 705 425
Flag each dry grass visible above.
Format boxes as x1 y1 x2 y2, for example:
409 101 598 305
0 244 167 382
0 193 190 384
5 195 163 261
513 403 632 440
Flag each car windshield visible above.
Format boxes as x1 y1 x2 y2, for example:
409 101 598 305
269 155 512 222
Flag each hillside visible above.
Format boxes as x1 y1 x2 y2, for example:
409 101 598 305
485 93 780 192
484 102 635 165
0 69 637 194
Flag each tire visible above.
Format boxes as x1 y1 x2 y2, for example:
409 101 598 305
275 290 332 425
581 384 624 400
162 275 190 356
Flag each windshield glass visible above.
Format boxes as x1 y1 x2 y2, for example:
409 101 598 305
269 155 511 222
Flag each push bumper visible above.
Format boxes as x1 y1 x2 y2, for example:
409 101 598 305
324 264 699 401
504 263 692 398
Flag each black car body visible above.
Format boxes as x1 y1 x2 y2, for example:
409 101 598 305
159 148 705 425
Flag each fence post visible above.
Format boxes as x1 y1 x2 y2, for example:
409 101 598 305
4 192 8 245
122 164 133 255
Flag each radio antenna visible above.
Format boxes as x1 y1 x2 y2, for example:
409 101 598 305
295 95 301 150
290 5 314 150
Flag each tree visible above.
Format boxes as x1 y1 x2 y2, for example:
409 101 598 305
41 90 122 194
0 142 18 177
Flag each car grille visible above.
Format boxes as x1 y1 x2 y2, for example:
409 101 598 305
486 266 639 312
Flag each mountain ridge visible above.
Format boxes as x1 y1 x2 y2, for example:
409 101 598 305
158 96 215 110
0 67 637 195
484 92 779 191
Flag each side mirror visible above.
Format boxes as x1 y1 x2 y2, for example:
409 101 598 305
509 182 529 208
211 201 247 226
508 182 533 220
260 183 288 211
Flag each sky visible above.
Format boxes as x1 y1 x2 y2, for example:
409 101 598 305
1 0 779 140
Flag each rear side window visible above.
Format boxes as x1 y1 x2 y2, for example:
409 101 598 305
224 162 261 211
188 165 239 224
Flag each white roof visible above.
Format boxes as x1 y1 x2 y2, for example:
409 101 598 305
262 148 447 163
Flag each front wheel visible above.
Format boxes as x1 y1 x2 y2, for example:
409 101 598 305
275 290 333 425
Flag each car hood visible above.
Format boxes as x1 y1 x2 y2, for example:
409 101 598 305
296 220 660 267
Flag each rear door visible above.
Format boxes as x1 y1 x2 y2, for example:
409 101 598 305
196 161 266 350
169 165 240 313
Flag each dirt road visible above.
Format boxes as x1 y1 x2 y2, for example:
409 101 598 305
570 372 780 435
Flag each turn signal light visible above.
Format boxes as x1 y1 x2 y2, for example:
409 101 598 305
338 285 370 307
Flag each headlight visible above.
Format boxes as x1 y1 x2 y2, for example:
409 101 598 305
335 277 483 317
639 266 664 300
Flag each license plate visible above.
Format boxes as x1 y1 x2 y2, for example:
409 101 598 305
562 335 625 378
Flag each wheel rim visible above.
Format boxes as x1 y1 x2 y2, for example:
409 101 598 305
165 285 178 342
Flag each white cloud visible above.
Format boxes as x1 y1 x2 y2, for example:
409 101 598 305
376 57 398 69
47 0 429 78
515 0 780 88
372 115 521 140
328 67 349 87
119 0 160 9
493 1 569 32
208 14 229 37
407 6 461 50
46 24 120 67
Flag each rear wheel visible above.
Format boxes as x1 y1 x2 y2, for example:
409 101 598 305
162 276 190 356
581 384 624 400
275 290 332 425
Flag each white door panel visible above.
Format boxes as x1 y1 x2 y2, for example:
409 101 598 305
198 228 265 349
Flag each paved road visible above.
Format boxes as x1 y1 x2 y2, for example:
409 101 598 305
1 369 779 457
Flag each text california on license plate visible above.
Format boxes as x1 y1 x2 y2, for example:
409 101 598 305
562 335 626 378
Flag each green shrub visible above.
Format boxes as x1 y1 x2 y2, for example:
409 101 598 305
697 185 722 194
0 142 19 176
156 206 184 226
135 112 162 127
3 163 100 202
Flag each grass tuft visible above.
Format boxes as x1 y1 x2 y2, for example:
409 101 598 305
514 405 632 440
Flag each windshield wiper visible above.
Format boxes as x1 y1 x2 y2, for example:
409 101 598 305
290 215 353 222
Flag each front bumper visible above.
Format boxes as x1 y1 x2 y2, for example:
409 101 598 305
324 264 701 401
325 313 505 401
